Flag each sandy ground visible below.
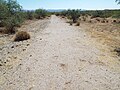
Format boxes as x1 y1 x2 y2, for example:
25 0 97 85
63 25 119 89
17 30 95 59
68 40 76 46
0 15 120 90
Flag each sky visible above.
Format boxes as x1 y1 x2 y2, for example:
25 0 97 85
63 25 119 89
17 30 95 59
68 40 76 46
17 0 120 10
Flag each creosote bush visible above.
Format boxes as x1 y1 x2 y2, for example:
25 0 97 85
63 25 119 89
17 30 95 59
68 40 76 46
14 31 30 41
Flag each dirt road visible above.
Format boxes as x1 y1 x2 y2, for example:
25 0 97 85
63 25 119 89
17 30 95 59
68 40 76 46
0 15 120 90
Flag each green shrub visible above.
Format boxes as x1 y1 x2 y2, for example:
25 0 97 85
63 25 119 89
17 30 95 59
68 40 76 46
0 0 24 33
25 10 35 20
35 9 47 19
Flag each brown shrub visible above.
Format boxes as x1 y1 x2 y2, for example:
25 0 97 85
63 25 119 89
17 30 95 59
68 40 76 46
14 31 30 41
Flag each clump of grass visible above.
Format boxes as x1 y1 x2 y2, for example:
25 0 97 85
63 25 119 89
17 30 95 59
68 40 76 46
14 31 30 42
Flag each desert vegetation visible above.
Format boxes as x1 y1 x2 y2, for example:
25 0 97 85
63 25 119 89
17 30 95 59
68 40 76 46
0 0 50 41
13 31 30 41
55 9 120 23
54 8 120 56
1 0 120 89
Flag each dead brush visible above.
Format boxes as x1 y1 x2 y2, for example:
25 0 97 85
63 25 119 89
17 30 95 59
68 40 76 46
14 31 30 41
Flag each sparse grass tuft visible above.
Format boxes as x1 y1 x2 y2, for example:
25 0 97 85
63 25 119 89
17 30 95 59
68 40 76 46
14 31 30 41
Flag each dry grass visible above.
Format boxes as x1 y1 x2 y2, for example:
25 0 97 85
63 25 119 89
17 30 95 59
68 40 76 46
80 20 120 56
14 31 30 41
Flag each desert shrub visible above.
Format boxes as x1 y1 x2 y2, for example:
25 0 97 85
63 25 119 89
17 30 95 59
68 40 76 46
14 31 30 41
35 9 47 19
55 13 60 16
25 10 35 20
4 17 16 33
0 0 8 27
112 10 120 18
67 9 80 23
0 0 24 33
60 9 80 23
90 10 113 18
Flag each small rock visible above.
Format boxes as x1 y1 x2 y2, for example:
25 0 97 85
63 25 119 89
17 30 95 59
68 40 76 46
40 38 42 40
27 44 30 46
60 63 65 67
11 46 14 48
16 45 19 47
0 64 2 66
114 48 120 56
23 49 26 51
14 57 17 59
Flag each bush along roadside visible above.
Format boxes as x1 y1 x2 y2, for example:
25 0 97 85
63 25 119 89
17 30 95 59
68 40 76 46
0 0 51 34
